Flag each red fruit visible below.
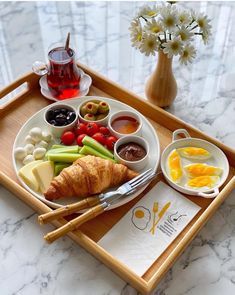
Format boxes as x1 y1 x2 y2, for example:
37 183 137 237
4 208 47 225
75 123 87 136
76 134 86 146
61 131 76 145
106 136 118 150
99 126 110 136
86 122 99 136
92 132 106 145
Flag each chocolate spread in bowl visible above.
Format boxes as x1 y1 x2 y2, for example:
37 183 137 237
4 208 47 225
117 142 146 161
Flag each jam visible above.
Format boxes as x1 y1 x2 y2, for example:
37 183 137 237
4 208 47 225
111 116 139 134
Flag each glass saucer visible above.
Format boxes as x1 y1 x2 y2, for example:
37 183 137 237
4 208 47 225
39 69 92 101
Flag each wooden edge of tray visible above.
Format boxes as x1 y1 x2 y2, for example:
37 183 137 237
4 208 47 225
0 68 235 294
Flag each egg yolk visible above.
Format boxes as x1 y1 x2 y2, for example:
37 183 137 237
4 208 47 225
135 210 144 219
187 176 217 188
179 147 209 156
168 150 182 182
185 163 221 177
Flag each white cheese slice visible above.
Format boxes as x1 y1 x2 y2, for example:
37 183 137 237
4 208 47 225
18 160 43 191
32 161 54 193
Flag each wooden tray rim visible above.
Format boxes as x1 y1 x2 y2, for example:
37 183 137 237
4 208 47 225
0 65 235 294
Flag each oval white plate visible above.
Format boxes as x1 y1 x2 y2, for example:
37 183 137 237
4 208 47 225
13 96 160 210
39 69 92 102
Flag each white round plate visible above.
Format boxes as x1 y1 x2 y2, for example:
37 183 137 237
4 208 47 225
13 96 160 210
39 69 92 102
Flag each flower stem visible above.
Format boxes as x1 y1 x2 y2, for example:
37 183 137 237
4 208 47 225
190 24 198 31
140 15 148 22
169 33 172 40
186 19 195 29
158 36 163 43
164 31 167 42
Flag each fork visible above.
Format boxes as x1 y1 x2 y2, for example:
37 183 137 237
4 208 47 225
38 168 154 225
43 169 156 243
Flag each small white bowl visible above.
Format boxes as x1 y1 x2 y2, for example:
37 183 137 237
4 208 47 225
114 135 149 171
108 110 142 138
44 104 78 138
77 99 110 125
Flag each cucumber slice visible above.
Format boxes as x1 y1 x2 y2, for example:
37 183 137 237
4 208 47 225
80 146 116 162
82 136 114 159
46 146 81 157
47 153 84 163
54 163 70 176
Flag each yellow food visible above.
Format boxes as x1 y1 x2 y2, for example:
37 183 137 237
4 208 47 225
32 161 54 193
18 160 43 191
186 176 220 189
167 149 183 183
177 147 211 160
184 163 222 178
44 155 138 201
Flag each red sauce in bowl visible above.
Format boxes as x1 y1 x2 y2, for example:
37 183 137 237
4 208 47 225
111 116 139 134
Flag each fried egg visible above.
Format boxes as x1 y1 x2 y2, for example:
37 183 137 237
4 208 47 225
186 175 220 189
184 163 223 178
177 147 211 160
131 206 151 230
167 149 183 183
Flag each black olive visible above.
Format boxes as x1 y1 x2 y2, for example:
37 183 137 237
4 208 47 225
54 109 61 117
67 112 76 123
60 108 69 115
55 114 67 125
49 119 56 125
46 110 55 121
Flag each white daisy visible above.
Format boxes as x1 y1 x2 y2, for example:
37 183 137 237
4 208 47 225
144 19 163 35
179 44 196 65
163 37 183 58
130 27 143 49
137 5 158 18
202 30 211 45
159 6 179 32
139 33 159 56
178 10 191 25
196 13 212 34
175 26 193 42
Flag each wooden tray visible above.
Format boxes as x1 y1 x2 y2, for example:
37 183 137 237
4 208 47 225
0 63 234 295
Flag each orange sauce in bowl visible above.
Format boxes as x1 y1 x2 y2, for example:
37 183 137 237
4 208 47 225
111 116 139 134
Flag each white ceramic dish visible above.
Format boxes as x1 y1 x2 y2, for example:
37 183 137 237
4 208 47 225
39 69 92 102
77 98 110 126
44 104 78 137
114 135 149 171
13 96 160 210
161 129 229 198
108 110 142 138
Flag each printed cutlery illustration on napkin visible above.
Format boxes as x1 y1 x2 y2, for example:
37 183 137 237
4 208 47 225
131 201 173 235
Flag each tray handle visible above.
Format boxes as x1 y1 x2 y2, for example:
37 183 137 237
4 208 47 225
172 129 191 142
198 187 219 198
0 72 39 112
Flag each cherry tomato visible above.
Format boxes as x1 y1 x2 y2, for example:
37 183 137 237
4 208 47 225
75 123 87 136
61 131 76 145
99 126 110 136
86 122 99 136
92 132 106 145
106 136 118 150
76 134 86 146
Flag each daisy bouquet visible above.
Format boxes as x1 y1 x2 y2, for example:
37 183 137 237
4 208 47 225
129 2 212 65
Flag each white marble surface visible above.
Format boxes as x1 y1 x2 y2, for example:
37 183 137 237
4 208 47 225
0 1 235 294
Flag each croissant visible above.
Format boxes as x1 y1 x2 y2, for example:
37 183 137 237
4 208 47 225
44 155 138 201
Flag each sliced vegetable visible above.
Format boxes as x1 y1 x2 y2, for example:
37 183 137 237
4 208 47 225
80 146 116 162
47 153 84 163
54 163 70 176
51 144 66 149
82 135 114 159
46 146 81 156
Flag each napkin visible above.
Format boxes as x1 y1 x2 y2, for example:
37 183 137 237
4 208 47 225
98 181 201 276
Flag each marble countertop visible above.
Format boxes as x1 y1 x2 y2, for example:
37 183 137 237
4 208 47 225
0 1 234 294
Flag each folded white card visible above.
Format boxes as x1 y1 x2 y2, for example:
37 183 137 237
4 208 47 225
98 181 201 277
